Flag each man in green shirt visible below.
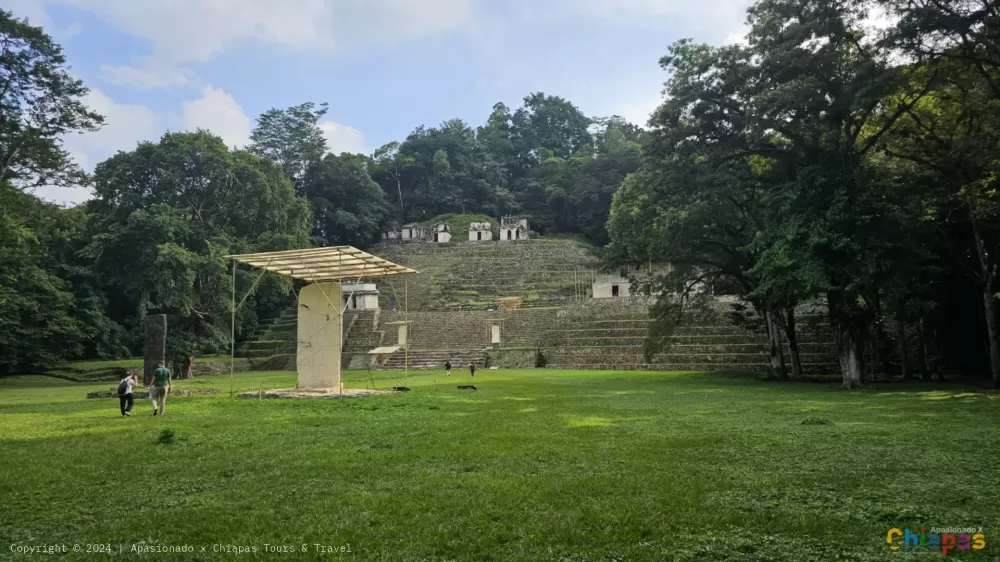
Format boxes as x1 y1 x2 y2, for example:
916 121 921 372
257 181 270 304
150 361 171 416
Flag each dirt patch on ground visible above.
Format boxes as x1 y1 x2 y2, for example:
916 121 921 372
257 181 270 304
237 388 396 399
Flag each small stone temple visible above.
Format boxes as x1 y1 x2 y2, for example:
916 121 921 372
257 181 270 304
469 220 493 241
432 223 451 243
592 273 631 298
592 264 671 298
500 215 529 241
341 282 380 310
381 222 401 241
227 247 417 391
401 224 425 241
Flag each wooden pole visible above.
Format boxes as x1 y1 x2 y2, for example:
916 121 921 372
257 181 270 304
230 259 236 399
404 277 409 389
339 250 343 395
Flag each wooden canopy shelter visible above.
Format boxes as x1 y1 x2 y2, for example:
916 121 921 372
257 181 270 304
226 246 417 282
224 246 418 395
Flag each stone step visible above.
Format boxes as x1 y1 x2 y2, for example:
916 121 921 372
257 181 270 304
551 325 834 337
546 363 840 373
547 334 768 345
243 340 295 352
380 349 487 370
544 341 835 353
542 349 839 365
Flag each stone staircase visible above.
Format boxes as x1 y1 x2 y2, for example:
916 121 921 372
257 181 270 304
236 305 296 359
341 310 387 369
380 311 493 349
381 349 487 370
229 238 841 376
371 311 496 371
542 315 839 373
372 239 599 311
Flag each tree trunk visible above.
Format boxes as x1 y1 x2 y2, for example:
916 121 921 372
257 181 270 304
395 172 405 219
782 308 802 377
181 355 195 379
764 307 787 380
828 291 864 388
897 314 909 380
835 324 864 388
918 317 929 380
869 324 880 382
983 288 1000 388
972 224 1000 387
143 314 167 386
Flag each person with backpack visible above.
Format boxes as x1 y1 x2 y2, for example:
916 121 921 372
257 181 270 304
117 372 136 417
445 359 452 377
150 361 171 416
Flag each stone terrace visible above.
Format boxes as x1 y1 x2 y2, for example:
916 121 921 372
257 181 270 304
542 298 839 373
236 238 840 374
372 239 599 311
363 309 562 370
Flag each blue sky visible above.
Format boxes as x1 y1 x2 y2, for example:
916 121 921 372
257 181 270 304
8 0 751 204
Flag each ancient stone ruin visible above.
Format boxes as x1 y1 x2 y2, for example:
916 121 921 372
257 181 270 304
143 314 167 385
500 215 529 241
432 223 451 243
469 220 493 242
238 222 838 376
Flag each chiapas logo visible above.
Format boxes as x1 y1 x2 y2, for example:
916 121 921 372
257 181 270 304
887 527 986 556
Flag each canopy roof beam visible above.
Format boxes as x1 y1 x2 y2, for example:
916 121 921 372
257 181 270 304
226 246 417 282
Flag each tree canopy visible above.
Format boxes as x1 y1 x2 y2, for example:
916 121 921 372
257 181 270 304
607 0 1000 387
0 9 103 189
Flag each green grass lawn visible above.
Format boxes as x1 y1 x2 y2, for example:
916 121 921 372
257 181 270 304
64 355 234 372
1 369 998 561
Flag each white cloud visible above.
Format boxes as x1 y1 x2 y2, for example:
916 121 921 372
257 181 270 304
319 121 368 155
23 0 475 89
723 27 750 46
33 89 158 205
180 85 251 148
615 93 665 127
6 0 51 28
101 58 195 89
529 0 753 39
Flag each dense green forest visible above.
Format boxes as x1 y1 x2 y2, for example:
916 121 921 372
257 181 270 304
1 0 998 389
606 0 1000 387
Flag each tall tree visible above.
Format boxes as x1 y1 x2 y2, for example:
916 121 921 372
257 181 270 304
370 141 414 220
303 153 390 247
740 0 938 387
880 60 1000 385
477 102 516 200
883 0 1000 96
0 9 103 189
248 102 329 193
85 131 310 356
606 40 800 380
390 119 503 219
0 182 89 373
511 92 593 172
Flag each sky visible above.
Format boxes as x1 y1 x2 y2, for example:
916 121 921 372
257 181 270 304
7 0 753 205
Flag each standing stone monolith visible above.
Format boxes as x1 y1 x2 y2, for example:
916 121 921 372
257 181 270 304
143 314 167 385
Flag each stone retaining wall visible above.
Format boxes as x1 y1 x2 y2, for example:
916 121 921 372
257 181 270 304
486 348 538 369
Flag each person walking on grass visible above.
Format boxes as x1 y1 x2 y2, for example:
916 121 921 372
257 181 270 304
150 361 171 416
469 362 475 377
445 359 452 377
117 372 136 417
